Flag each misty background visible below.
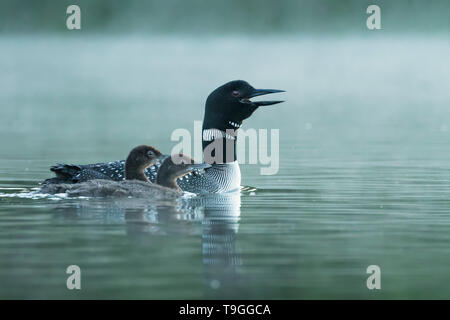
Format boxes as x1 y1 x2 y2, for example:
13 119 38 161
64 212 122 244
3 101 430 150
1 0 449 177
1 0 450 34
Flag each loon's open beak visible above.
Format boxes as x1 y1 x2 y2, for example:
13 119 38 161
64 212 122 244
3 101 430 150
242 88 285 106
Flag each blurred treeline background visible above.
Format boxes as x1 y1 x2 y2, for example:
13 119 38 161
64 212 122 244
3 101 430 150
1 0 449 34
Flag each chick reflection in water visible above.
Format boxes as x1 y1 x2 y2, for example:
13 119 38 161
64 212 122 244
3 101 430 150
40 145 210 198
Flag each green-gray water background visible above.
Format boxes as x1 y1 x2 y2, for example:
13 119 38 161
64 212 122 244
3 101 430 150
0 0 449 299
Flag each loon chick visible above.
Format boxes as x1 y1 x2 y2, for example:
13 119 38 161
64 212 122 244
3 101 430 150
40 145 161 196
40 146 208 198
124 145 162 182
156 154 211 193
46 80 285 193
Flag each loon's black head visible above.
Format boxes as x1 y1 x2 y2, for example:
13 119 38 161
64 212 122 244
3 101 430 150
203 80 284 130
125 145 163 181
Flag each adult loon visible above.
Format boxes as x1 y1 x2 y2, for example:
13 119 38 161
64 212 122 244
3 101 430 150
41 145 209 198
46 80 284 194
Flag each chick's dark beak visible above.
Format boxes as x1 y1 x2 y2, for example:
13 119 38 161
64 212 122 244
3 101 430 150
242 88 285 106
190 163 211 170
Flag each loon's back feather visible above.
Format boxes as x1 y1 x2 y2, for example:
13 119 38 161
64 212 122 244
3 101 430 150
50 164 81 179
50 163 114 182
47 158 163 184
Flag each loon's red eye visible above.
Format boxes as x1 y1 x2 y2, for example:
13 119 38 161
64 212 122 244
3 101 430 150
232 90 239 97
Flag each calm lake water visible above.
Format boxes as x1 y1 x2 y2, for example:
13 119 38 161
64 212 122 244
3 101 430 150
1 34 450 299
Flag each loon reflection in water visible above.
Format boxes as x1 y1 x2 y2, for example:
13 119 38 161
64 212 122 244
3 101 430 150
40 145 210 198
46 80 285 194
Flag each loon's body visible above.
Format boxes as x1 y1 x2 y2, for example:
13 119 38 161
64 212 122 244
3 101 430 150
48 158 240 194
45 80 284 194
41 146 208 198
